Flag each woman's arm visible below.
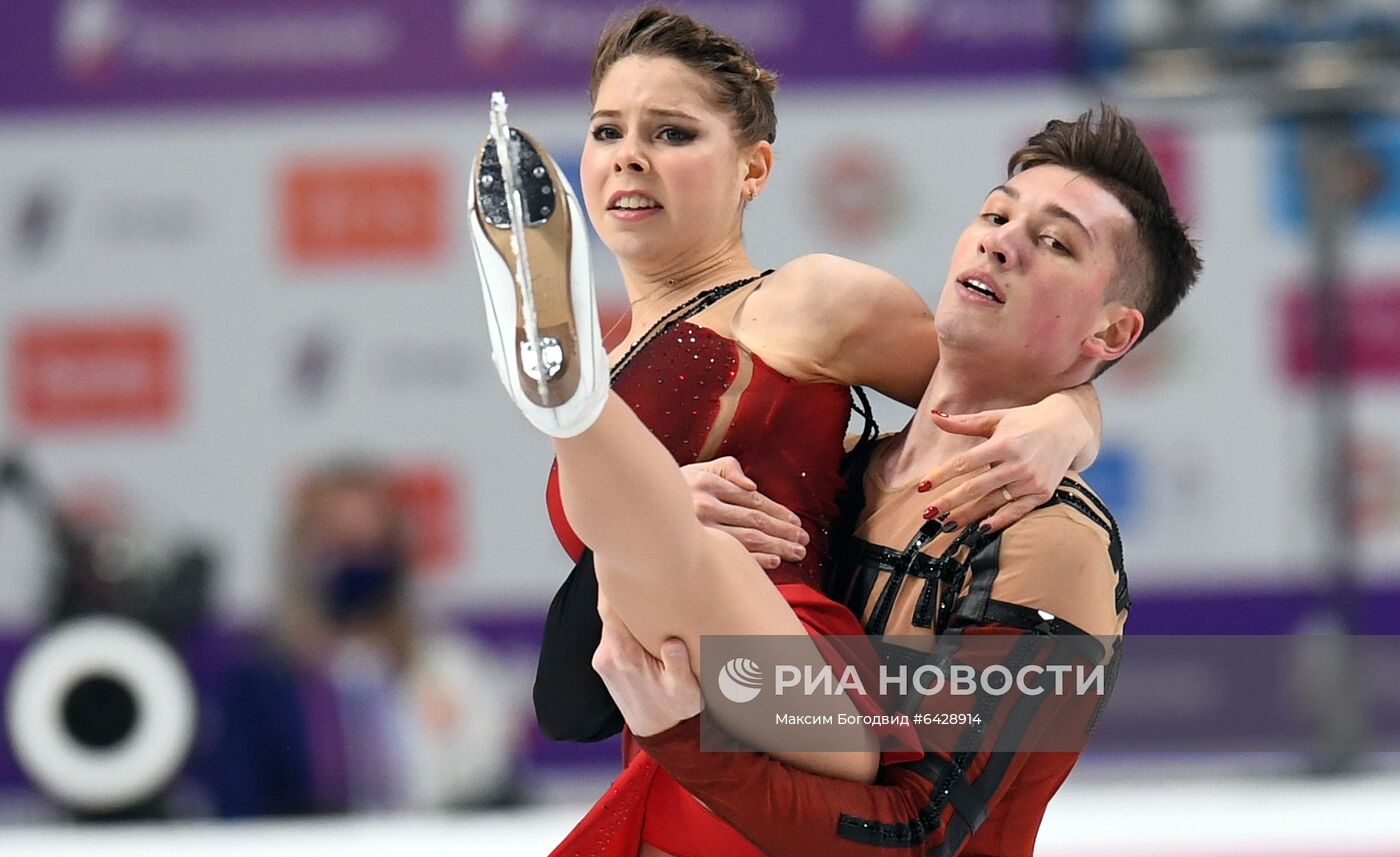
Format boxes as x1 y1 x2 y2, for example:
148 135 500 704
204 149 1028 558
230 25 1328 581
919 385 1102 532
1060 383 1103 470
741 254 939 407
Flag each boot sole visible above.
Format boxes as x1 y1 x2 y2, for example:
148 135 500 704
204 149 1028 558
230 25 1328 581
472 128 580 408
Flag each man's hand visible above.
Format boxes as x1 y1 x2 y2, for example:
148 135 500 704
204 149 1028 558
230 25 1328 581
682 457 808 569
592 606 702 738
918 392 1094 532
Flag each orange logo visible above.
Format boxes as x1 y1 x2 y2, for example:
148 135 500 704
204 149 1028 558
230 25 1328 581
11 319 180 430
390 465 463 572
281 158 445 264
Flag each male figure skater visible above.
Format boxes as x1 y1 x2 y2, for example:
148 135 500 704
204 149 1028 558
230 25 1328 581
591 105 1201 856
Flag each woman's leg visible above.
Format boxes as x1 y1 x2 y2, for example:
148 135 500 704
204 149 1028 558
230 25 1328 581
554 394 876 783
553 393 805 652
468 106 875 780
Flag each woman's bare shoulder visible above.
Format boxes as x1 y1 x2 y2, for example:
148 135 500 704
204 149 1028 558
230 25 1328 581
736 254 932 384
757 254 921 322
770 253 904 293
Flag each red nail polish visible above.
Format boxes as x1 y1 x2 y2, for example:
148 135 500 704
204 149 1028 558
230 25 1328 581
917 480 931 492
923 505 939 519
931 409 950 418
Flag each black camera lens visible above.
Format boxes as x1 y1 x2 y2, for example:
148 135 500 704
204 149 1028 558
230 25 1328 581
62 674 139 750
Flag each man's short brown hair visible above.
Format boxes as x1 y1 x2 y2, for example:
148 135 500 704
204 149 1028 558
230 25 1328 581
1009 104 1201 360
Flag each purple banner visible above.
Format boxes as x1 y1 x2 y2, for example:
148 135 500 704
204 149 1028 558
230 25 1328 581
0 0 1079 112
0 583 1398 808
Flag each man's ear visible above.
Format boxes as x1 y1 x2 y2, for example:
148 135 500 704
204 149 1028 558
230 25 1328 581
1083 303 1144 363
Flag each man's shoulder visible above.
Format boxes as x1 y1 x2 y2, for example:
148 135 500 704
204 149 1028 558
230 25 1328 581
1003 474 1118 549
988 474 1126 637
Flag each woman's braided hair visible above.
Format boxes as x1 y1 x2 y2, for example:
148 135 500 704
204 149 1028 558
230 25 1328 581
590 5 778 146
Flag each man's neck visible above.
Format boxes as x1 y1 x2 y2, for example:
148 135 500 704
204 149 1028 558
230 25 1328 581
878 351 1069 488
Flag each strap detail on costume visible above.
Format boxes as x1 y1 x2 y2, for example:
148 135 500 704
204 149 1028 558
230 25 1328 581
865 520 946 635
1087 635 1125 736
850 519 996 636
912 573 939 629
851 385 880 454
686 271 770 339
1061 476 1114 525
847 540 945 583
838 633 1053 850
948 529 1002 627
951 599 1107 664
1037 478 1132 616
1114 566 1132 615
610 270 773 382
836 794 944 847
828 416 881 606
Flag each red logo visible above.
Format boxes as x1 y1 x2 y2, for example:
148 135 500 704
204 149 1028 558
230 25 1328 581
389 465 463 573
809 143 902 244
281 158 445 265
1281 282 1400 382
11 319 180 430
1140 126 1193 222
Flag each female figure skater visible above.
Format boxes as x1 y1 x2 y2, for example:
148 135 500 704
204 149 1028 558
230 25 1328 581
469 7 1102 854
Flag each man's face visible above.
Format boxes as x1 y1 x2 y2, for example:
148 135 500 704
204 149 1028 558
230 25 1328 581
935 164 1138 379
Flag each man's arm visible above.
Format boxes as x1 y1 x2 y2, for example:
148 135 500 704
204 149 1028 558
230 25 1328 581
604 505 1124 856
591 613 943 856
1060 383 1103 470
643 718 943 856
605 624 1080 857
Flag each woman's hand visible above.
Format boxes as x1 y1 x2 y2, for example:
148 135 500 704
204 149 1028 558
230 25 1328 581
918 391 1095 533
682 457 809 569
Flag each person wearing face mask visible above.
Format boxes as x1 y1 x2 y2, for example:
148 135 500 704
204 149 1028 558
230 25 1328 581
210 461 518 817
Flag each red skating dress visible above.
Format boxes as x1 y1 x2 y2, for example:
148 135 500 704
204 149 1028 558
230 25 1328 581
543 280 914 857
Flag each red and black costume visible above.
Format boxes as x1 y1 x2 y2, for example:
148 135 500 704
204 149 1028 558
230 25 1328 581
536 275 899 856
534 274 1128 856
634 453 1130 856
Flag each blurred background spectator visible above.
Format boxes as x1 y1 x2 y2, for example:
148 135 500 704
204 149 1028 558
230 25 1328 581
212 460 521 816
